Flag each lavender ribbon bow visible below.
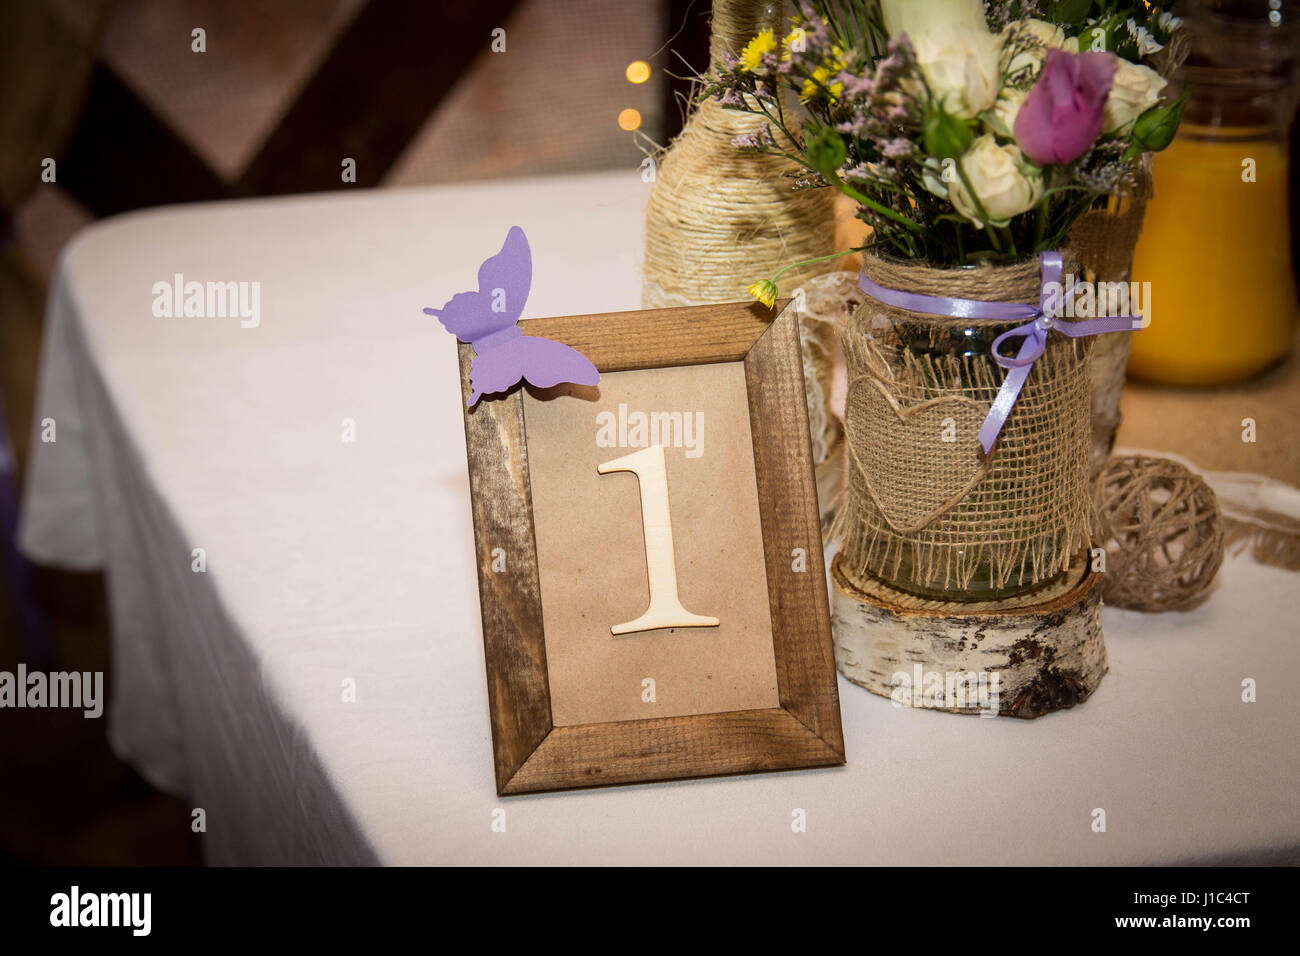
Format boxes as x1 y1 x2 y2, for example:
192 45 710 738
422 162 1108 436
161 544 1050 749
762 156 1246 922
857 251 1139 453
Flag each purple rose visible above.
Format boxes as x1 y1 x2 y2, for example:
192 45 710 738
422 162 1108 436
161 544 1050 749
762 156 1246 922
1013 49 1117 166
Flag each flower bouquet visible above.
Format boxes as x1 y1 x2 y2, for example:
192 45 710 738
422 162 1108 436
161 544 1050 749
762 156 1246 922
706 0 1187 600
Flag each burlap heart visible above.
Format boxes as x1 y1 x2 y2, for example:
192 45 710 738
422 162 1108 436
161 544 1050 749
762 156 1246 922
845 376 991 533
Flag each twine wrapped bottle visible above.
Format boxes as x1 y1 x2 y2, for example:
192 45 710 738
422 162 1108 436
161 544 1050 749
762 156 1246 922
643 0 839 518
642 0 835 310
837 253 1094 602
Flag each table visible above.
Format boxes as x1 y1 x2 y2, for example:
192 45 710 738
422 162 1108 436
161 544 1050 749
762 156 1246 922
18 171 1300 865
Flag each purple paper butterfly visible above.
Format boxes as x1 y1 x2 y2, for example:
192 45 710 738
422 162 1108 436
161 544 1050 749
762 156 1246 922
424 226 600 406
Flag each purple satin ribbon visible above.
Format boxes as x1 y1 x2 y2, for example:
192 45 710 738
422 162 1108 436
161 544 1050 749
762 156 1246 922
857 251 1139 453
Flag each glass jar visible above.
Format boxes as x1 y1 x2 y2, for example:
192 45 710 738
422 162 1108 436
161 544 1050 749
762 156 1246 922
839 256 1093 603
884 319 1085 603
1128 0 1300 385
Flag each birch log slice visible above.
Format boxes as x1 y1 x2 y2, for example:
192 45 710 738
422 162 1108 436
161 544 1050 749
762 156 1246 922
830 556 1107 718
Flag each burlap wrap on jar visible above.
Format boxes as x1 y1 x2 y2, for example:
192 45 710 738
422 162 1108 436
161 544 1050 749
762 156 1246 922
836 252 1093 601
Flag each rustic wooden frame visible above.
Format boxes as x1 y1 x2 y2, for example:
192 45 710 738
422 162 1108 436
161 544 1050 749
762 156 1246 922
459 301 844 794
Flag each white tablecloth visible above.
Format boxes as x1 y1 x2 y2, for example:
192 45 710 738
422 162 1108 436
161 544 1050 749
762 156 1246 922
18 171 1300 865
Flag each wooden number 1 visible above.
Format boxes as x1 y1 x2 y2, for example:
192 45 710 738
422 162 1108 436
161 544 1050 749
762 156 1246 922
597 444 720 636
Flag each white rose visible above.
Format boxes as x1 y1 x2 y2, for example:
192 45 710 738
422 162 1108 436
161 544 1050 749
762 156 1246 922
985 87 1027 138
882 0 987 38
950 135 1043 226
912 26 1002 118
1017 18 1067 47
1103 60 1167 134
1001 18 1066 76
883 0 1000 119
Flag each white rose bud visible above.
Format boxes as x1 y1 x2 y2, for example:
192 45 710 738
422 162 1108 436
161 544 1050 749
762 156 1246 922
920 157 951 200
912 26 1002 119
950 135 1043 226
986 87 1028 139
1018 18 1067 47
882 0 987 38
1001 18 1067 77
883 0 1000 119
1103 60 1167 134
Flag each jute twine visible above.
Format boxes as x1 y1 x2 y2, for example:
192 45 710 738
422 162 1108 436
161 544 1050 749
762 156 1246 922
793 271 864 464
794 271 864 534
835 552 1092 613
1093 455 1224 611
835 251 1093 599
641 0 835 309
1069 157 1154 472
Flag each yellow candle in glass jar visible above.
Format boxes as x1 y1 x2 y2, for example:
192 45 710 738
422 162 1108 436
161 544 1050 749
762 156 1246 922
1128 128 1299 385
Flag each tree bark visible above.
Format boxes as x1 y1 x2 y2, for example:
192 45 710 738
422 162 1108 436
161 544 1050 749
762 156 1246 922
830 556 1108 718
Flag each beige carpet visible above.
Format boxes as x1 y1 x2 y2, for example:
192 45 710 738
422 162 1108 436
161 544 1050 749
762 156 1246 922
1118 330 1300 486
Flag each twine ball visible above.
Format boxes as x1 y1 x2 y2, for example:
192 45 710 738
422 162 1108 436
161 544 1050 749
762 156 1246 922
1094 455 1225 612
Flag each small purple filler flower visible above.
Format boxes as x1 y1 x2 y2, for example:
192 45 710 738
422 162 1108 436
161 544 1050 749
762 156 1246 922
1014 49 1117 166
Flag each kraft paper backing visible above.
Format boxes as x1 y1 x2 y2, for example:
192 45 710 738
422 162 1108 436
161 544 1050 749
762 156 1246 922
523 362 779 727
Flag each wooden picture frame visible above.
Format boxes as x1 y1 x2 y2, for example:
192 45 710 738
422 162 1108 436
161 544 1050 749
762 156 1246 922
459 301 845 794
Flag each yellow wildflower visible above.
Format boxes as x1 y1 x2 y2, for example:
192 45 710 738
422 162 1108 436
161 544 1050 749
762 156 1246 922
782 26 806 60
740 28 777 71
748 279 778 309
799 45 846 102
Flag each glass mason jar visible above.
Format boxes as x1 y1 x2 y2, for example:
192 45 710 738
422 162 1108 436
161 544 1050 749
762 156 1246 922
839 255 1093 603
1128 0 1300 385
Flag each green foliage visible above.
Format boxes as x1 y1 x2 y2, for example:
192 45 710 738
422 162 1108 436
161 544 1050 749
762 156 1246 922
806 123 848 178
924 106 975 161
1045 0 1097 28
